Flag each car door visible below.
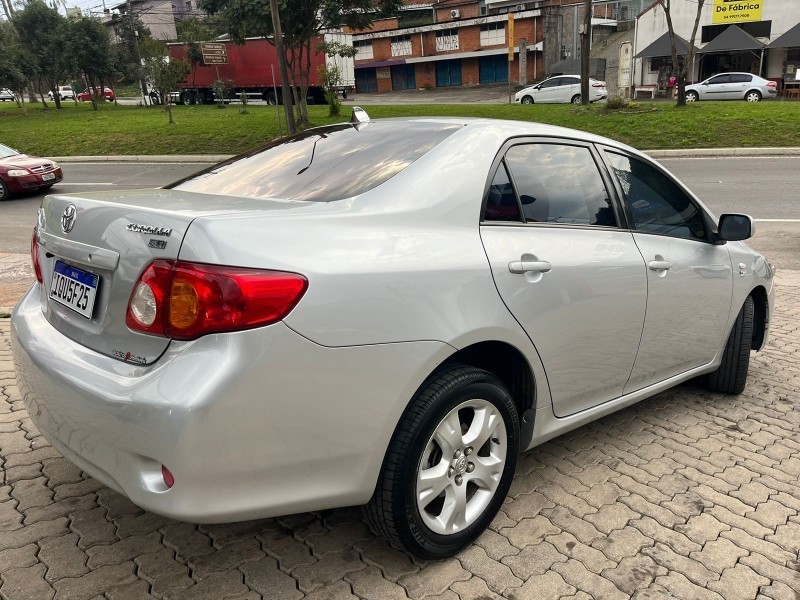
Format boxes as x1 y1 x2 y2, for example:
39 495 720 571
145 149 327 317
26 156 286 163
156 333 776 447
700 74 731 99
533 77 562 103
728 74 752 99
559 76 580 103
480 140 648 417
602 150 733 392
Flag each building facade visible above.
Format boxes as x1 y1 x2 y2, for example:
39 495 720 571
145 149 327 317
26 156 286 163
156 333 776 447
349 1 545 93
634 0 800 90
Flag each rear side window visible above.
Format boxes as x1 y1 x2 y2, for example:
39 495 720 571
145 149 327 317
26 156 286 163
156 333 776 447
504 143 617 226
168 122 461 202
484 161 522 222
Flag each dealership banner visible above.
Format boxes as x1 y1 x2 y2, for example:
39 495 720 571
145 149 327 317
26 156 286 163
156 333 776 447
712 0 763 24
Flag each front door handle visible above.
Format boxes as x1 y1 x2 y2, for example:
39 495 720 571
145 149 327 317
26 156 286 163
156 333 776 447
648 260 672 271
509 260 552 274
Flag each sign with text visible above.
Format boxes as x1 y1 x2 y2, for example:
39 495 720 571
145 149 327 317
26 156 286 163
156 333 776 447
201 42 228 65
618 41 632 89
712 0 763 24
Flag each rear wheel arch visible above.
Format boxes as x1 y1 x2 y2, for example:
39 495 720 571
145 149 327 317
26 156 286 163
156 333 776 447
437 341 536 449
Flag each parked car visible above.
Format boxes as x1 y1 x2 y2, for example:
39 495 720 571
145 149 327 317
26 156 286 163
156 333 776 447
685 72 778 102
0 143 62 201
515 75 607 104
13 111 773 558
0 88 16 102
76 87 116 102
47 85 75 101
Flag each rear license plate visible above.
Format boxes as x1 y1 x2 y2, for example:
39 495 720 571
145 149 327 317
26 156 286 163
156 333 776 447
42 173 56 181
50 260 99 319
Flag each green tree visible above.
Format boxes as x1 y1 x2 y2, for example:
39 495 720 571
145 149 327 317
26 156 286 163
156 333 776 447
177 16 212 88
12 0 72 109
0 21 31 110
198 0 401 126
67 17 117 110
140 37 191 123
658 0 706 107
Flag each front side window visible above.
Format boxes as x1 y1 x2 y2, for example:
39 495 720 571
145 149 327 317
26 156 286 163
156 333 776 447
731 74 753 83
504 144 617 226
606 152 707 241
539 77 560 89
707 75 731 85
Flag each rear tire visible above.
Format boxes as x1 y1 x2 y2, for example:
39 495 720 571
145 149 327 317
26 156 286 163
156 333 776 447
180 91 192 106
745 90 761 102
364 365 519 559
571 94 581 104
707 296 754 395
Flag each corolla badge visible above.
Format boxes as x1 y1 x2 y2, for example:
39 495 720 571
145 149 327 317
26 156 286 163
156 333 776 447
61 204 77 233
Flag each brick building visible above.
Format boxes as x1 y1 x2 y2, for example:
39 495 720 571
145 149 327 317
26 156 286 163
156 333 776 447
349 1 545 93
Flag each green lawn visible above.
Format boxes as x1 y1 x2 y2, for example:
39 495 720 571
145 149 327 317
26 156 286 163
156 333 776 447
1 100 798 157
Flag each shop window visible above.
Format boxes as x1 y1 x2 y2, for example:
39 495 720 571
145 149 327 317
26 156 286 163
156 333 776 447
354 40 373 61
391 35 412 57
480 23 505 46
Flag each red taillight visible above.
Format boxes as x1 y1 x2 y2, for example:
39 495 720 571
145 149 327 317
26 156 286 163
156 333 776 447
126 260 308 340
592 82 605 88
767 81 777 87
31 227 43 283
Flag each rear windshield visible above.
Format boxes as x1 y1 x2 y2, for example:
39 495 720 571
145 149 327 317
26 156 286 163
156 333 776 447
168 121 462 202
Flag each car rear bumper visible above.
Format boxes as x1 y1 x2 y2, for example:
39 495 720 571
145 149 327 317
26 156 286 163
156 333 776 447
5 169 63 192
12 285 451 522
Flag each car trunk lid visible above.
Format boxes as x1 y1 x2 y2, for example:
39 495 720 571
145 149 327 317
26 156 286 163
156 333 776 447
37 189 274 364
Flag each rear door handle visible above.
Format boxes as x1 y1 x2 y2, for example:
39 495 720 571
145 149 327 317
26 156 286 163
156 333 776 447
509 260 552 274
648 260 672 271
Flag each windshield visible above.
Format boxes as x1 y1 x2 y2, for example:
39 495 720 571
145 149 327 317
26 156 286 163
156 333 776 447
168 121 462 202
0 144 19 158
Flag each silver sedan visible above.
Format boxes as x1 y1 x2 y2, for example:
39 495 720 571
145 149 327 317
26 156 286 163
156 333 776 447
685 72 779 102
12 111 774 558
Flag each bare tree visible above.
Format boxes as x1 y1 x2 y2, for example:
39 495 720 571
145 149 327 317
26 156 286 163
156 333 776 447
579 0 592 105
1 0 15 20
659 0 706 107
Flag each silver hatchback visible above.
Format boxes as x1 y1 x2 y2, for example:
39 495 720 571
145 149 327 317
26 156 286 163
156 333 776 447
685 72 778 102
12 113 774 558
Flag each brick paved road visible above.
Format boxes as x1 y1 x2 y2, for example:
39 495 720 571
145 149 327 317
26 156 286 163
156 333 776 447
1 282 798 600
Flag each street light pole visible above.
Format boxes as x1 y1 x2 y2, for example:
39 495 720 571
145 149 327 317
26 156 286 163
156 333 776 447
269 0 296 135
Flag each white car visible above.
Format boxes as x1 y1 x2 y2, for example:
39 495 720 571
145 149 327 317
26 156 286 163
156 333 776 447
515 75 607 104
47 85 75 101
685 72 778 103
0 88 16 101
13 111 773 558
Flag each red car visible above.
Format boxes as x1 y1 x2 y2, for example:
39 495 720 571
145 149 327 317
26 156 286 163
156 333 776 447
76 87 116 102
0 143 63 200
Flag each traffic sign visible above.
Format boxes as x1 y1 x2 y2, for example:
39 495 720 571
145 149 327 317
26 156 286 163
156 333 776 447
201 42 228 65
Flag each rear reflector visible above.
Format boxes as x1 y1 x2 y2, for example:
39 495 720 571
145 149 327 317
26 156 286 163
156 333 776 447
31 228 43 284
126 260 308 340
162 465 174 489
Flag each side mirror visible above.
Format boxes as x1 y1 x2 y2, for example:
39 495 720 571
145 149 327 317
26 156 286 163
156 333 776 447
718 214 755 241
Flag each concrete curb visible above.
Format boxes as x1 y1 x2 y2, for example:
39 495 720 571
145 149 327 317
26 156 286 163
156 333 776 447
47 147 800 163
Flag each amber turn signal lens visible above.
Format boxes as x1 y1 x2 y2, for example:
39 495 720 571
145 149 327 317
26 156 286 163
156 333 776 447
169 278 199 329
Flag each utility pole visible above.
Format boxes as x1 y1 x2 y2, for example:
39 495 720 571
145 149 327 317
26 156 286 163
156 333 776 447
269 0 296 135
580 0 592 105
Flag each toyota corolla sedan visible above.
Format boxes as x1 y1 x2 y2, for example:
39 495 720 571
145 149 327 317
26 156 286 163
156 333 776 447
685 72 778 102
515 75 607 104
0 143 63 200
12 111 773 558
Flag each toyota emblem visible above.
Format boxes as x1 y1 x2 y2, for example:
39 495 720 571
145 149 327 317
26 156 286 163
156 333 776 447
61 204 77 233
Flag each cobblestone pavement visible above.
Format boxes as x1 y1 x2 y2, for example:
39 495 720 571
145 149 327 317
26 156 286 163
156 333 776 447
1 281 799 600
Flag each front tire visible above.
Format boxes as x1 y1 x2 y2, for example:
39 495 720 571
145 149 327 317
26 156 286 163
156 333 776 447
365 365 519 558
707 296 754 394
0 179 10 201
745 90 761 102
686 91 699 102
521 95 534 105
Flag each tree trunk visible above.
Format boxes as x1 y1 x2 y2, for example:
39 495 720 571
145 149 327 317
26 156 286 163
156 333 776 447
269 0 296 134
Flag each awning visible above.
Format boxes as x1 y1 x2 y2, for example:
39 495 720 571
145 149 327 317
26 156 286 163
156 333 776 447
635 32 696 58
404 44 540 64
767 22 800 49
354 59 408 69
698 25 764 53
